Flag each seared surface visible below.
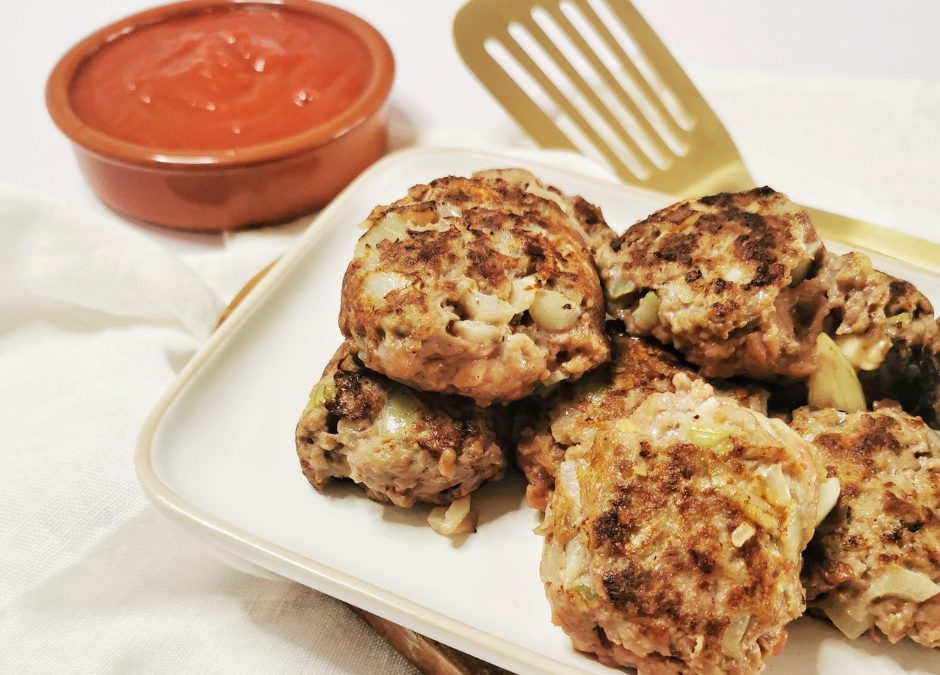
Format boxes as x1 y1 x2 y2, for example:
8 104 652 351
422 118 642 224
792 404 940 646
595 187 939 387
514 329 767 511
595 187 826 379
473 168 616 253
541 375 819 675
339 174 610 406
295 344 506 507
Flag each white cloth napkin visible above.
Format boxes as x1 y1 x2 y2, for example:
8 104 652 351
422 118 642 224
2 68 940 675
0 187 417 674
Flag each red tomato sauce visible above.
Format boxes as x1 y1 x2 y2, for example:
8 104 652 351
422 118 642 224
70 6 373 151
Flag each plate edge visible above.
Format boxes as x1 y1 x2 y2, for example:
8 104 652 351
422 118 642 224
135 146 637 675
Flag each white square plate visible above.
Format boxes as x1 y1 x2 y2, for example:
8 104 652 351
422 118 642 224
137 147 940 675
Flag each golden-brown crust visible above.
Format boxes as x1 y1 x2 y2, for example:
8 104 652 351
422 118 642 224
596 188 940 390
515 334 695 511
295 344 507 507
596 187 826 380
339 174 610 406
515 329 768 511
792 405 940 646
471 168 617 253
540 376 819 675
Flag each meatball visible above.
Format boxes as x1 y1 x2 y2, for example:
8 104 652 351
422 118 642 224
596 188 939 386
792 403 940 646
515 328 768 511
540 375 821 675
295 344 507 507
339 174 610 406
595 187 827 379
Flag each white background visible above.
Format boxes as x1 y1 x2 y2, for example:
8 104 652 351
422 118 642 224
3 0 940 253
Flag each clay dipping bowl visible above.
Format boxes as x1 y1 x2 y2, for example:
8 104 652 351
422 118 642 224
46 0 394 231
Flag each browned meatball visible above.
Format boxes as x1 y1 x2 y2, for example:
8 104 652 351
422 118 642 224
596 188 938 392
295 345 507 507
514 328 767 511
540 375 822 675
792 403 940 646
595 187 827 379
339 174 610 406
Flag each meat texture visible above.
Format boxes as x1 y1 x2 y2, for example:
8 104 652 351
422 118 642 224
295 344 506 507
339 173 611 406
514 328 767 511
595 187 938 387
595 187 826 379
473 168 617 253
792 403 940 646
540 374 822 675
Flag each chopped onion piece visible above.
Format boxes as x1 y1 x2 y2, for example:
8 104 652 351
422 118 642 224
509 275 539 313
339 354 361 372
304 378 336 413
573 581 597 603
606 274 636 299
855 567 940 610
722 614 751 655
564 536 587 588
363 272 410 301
887 312 911 331
616 419 637 434
437 203 462 219
808 334 866 413
428 496 477 535
760 465 791 507
789 256 814 286
355 213 409 256
378 388 423 436
687 420 735 454
674 281 696 304
452 320 501 343
725 267 747 284
557 460 582 511
783 510 802 562
731 522 756 547
632 291 660 331
817 595 873 640
816 477 841 526
461 291 516 324
835 334 890 372
529 289 582 331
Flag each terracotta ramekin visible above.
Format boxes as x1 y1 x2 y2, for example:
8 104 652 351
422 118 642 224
46 0 394 231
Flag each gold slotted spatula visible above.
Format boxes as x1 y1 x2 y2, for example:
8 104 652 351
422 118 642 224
454 0 940 273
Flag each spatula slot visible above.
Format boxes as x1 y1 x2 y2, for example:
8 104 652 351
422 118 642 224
558 1 691 150
507 20 651 178
530 6 671 170
483 36 620 173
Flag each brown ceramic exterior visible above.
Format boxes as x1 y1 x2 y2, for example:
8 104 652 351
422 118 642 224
46 0 394 231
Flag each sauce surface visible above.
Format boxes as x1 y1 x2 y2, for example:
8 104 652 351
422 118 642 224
70 6 373 151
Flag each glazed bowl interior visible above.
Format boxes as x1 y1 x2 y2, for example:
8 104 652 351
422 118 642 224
47 0 395 167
